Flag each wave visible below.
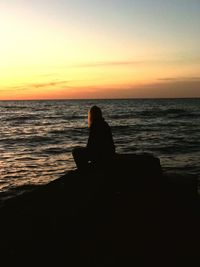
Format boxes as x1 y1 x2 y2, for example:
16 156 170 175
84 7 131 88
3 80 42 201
42 147 70 155
108 108 199 120
2 106 30 109
169 113 200 119
0 135 54 145
109 114 134 119
112 125 130 130
43 115 86 121
139 108 184 116
3 115 39 122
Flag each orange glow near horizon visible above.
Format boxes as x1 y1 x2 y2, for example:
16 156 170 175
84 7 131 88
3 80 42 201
0 1 200 100
1 60 200 100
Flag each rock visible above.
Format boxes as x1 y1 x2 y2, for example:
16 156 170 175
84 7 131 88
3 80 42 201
0 153 198 265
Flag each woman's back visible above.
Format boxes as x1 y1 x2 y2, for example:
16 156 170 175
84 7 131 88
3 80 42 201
87 118 115 162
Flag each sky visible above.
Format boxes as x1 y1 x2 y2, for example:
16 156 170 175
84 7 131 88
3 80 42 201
0 0 200 100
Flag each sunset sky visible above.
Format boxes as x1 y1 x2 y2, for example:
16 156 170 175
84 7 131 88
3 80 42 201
0 0 200 100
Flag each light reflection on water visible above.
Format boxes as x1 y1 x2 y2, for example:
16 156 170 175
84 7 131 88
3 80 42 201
0 99 199 197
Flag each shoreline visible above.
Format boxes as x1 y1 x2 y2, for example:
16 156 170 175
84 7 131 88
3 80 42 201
0 167 198 208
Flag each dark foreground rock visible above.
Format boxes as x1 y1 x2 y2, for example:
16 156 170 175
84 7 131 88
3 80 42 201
0 153 199 266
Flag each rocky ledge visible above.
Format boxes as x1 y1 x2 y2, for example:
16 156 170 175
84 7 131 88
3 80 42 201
0 153 198 265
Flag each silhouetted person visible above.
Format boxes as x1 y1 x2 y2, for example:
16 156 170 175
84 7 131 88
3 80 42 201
72 105 115 171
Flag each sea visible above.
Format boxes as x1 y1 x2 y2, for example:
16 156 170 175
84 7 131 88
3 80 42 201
0 98 199 202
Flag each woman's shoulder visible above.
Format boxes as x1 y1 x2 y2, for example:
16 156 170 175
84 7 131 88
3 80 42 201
99 119 110 128
90 119 110 132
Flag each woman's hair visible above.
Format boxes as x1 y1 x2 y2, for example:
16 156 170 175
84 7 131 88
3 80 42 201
88 105 103 127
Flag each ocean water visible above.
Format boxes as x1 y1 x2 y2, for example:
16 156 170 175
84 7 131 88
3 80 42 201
0 98 199 200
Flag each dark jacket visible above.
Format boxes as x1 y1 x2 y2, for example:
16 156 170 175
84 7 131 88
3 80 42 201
87 118 115 162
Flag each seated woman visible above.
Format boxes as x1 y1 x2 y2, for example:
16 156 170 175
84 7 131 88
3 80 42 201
72 105 115 171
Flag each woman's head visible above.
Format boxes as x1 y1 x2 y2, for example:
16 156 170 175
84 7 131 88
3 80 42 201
88 105 103 127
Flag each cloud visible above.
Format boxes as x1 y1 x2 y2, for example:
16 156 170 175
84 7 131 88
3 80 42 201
158 77 178 81
68 78 200 98
72 60 148 68
0 80 70 92
124 79 200 98
30 80 69 89
69 56 200 68
71 59 175 68
158 77 200 81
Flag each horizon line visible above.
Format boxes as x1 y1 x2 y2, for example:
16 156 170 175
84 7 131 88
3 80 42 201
0 97 199 101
